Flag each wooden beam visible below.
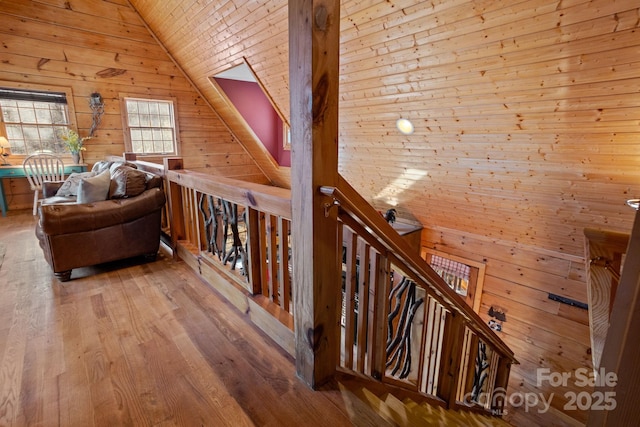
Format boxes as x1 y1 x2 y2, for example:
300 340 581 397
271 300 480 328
289 0 341 388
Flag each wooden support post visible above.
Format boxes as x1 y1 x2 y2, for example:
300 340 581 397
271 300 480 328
289 0 341 388
163 157 185 259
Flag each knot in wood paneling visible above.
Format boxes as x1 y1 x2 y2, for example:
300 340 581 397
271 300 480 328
312 73 329 124
96 68 127 78
314 6 328 31
306 323 324 352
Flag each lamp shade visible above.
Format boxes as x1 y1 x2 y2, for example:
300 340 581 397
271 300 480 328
0 136 8 149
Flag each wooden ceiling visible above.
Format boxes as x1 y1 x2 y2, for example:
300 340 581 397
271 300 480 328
129 0 640 258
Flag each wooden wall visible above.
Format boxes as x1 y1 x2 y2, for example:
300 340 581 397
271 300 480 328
0 0 267 211
423 226 592 425
128 1 640 425
3 0 639 425
129 0 292 188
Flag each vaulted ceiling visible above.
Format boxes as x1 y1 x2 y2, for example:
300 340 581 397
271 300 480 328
129 0 640 258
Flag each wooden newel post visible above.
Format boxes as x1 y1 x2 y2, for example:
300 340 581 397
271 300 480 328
289 0 341 388
163 157 185 259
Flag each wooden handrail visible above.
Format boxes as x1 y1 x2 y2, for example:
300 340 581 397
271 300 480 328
166 169 292 219
321 175 517 363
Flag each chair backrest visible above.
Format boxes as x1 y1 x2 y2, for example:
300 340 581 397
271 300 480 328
22 154 65 189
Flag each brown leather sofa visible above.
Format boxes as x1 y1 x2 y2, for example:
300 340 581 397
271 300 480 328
35 161 166 281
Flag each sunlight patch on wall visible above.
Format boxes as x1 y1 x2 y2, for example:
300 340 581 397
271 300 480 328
373 168 428 206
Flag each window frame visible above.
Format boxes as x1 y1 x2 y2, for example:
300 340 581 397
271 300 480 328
0 81 78 160
421 247 485 312
120 94 179 157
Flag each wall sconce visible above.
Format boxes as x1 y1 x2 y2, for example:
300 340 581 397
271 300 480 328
626 199 639 210
0 136 10 165
88 92 104 137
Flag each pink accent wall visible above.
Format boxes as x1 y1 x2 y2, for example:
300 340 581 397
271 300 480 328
215 78 290 167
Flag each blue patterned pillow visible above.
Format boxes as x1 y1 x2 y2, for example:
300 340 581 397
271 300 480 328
55 171 96 197
77 170 111 204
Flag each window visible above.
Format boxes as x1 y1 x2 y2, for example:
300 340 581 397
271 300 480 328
122 97 177 155
212 60 291 167
421 248 485 312
0 87 71 155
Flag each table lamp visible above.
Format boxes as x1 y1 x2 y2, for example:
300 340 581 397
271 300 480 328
0 136 10 165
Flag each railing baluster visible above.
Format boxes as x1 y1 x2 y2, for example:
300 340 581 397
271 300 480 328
437 310 466 407
245 207 262 295
369 252 390 381
277 217 290 311
267 214 278 303
486 349 500 406
492 356 512 415
194 191 206 252
342 227 357 369
355 238 370 373
422 296 443 395
259 212 269 298
456 327 474 402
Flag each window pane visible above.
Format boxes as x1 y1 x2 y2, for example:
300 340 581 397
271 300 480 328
51 107 67 124
0 89 70 155
159 115 171 127
1 103 19 121
124 98 176 154
132 140 144 153
35 108 52 124
158 103 170 115
19 107 37 123
128 113 140 126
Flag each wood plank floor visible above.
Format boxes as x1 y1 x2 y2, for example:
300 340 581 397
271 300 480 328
0 210 395 427
0 210 516 427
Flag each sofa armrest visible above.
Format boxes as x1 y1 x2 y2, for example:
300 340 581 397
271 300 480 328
42 181 65 198
39 187 166 235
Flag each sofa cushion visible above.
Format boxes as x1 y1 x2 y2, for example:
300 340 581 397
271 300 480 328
55 171 96 197
77 170 111 204
109 166 148 199
39 187 166 235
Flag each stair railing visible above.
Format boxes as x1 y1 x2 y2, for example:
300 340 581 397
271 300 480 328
162 159 516 415
321 175 517 415
164 165 294 328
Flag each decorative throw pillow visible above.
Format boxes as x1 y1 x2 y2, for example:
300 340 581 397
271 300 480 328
109 161 137 174
77 170 111 204
55 171 96 197
109 166 148 199
91 160 112 174
91 160 138 175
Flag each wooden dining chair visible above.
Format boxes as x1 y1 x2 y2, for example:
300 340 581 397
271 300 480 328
22 153 65 215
